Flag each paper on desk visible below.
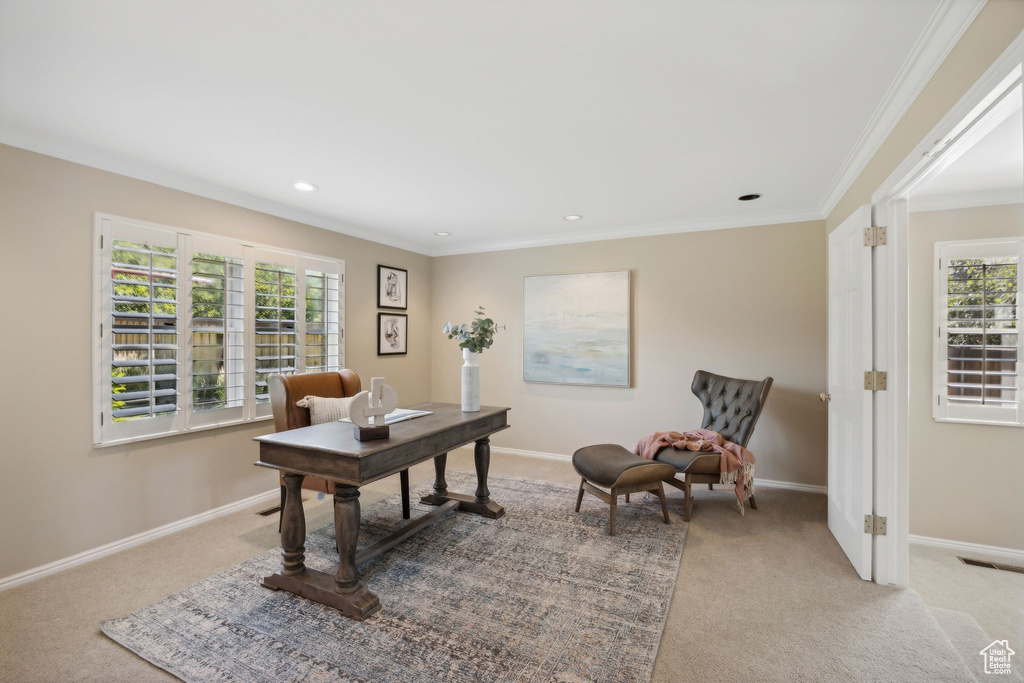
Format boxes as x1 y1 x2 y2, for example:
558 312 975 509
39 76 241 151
339 408 433 425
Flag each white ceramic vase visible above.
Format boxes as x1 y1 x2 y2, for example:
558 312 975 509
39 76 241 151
461 348 480 412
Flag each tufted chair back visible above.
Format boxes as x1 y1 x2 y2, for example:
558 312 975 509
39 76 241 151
690 370 773 448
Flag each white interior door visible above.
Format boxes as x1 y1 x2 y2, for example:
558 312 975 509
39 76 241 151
827 204 874 581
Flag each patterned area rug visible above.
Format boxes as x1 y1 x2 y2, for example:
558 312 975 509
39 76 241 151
102 472 687 682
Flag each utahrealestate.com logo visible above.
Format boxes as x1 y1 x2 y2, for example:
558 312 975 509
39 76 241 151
980 640 1016 676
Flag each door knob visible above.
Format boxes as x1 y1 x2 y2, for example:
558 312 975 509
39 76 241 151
819 392 831 402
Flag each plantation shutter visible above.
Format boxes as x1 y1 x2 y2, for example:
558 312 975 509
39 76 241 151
188 236 246 427
935 239 1023 426
96 214 346 445
100 218 185 443
300 256 343 373
250 249 298 416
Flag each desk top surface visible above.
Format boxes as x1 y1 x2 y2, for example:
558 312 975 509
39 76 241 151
255 402 509 458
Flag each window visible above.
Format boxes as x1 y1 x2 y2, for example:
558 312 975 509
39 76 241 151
95 215 344 446
934 238 1023 426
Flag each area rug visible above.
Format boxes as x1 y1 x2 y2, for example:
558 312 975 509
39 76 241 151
102 471 687 682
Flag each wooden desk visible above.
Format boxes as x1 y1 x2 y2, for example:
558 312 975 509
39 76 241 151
253 402 510 620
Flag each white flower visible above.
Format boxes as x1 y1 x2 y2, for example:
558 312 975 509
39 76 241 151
442 322 451 334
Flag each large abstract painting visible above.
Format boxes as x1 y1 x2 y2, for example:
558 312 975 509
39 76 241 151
523 271 630 386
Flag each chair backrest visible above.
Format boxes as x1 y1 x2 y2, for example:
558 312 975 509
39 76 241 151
268 370 362 432
690 370 773 448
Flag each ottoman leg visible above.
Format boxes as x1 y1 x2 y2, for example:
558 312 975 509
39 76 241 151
625 493 630 504
574 477 585 512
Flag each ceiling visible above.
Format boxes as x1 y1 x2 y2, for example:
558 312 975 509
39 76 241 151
911 106 1024 211
0 1 983 255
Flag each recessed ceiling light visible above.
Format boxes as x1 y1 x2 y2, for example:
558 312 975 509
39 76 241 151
738 194 761 201
564 215 582 221
434 232 451 237
292 181 318 192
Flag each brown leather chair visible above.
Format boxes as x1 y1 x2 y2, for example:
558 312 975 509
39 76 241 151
658 370 773 520
267 371 410 530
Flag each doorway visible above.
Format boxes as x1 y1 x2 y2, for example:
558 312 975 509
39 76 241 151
866 26 1024 669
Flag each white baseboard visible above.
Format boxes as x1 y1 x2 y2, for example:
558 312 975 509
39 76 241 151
0 487 280 592
909 534 1024 563
461 445 827 494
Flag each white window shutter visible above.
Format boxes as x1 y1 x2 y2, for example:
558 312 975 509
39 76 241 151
99 218 185 444
248 248 299 418
934 239 1023 426
299 256 344 374
188 236 247 428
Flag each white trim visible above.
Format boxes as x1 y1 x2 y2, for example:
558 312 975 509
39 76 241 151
0 124 429 256
910 188 1024 212
0 487 280 592
430 209 824 257
755 478 828 495
818 0 986 218
460 445 827 493
909 534 1024 563
870 28 1024 588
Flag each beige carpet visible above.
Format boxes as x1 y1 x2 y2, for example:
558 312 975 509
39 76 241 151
0 451 979 681
930 606 1023 681
912 542 1024 666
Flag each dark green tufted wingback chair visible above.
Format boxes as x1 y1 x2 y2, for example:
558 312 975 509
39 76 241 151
656 370 773 520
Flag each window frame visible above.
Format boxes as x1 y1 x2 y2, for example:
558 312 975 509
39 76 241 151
933 237 1024 427
93 214 345 447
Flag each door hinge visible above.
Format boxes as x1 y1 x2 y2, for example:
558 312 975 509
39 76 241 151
864 370 887 391
100 412 104 426
864 514 887 535
863 226 887 247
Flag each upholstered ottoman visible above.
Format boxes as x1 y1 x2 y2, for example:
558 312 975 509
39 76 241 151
572 444 676 535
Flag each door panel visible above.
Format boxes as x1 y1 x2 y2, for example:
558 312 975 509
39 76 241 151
827 204 874 581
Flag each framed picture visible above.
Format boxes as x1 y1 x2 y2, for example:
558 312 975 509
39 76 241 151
378 265 408 310
378 313 408 356
523 270 630 386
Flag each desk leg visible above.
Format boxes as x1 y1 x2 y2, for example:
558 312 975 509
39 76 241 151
418 453 449 506
420 438 504 518
261 478 380 620
332 485 381 615
280 473 306 575
417 440 505 518
474 437 491 503
467 437 504 518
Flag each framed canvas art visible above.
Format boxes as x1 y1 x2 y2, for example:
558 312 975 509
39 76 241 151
378 265 408 310
523 270 630 386
378 312 408 356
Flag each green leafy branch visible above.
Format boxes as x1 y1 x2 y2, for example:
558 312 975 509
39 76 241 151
442 306 501 354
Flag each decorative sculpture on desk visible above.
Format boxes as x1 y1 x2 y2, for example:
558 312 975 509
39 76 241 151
349 377 398 441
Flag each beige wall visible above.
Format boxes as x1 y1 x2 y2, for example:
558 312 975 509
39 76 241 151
0 143 433 579
908 204 1024 551
827 0 1024 232
431 221 828 487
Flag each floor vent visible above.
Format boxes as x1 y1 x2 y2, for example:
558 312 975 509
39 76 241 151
957 556 1024 574
256 498 307 517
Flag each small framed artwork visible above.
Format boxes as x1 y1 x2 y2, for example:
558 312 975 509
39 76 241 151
378 312 408 356
378 265 408 310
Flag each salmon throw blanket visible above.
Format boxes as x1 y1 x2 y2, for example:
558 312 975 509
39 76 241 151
632 429 755 513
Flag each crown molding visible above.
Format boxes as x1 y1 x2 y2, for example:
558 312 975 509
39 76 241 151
817 0 987 220
428 208 824 257
1 126 824 258
910 187 1023 212
0 124 432 256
